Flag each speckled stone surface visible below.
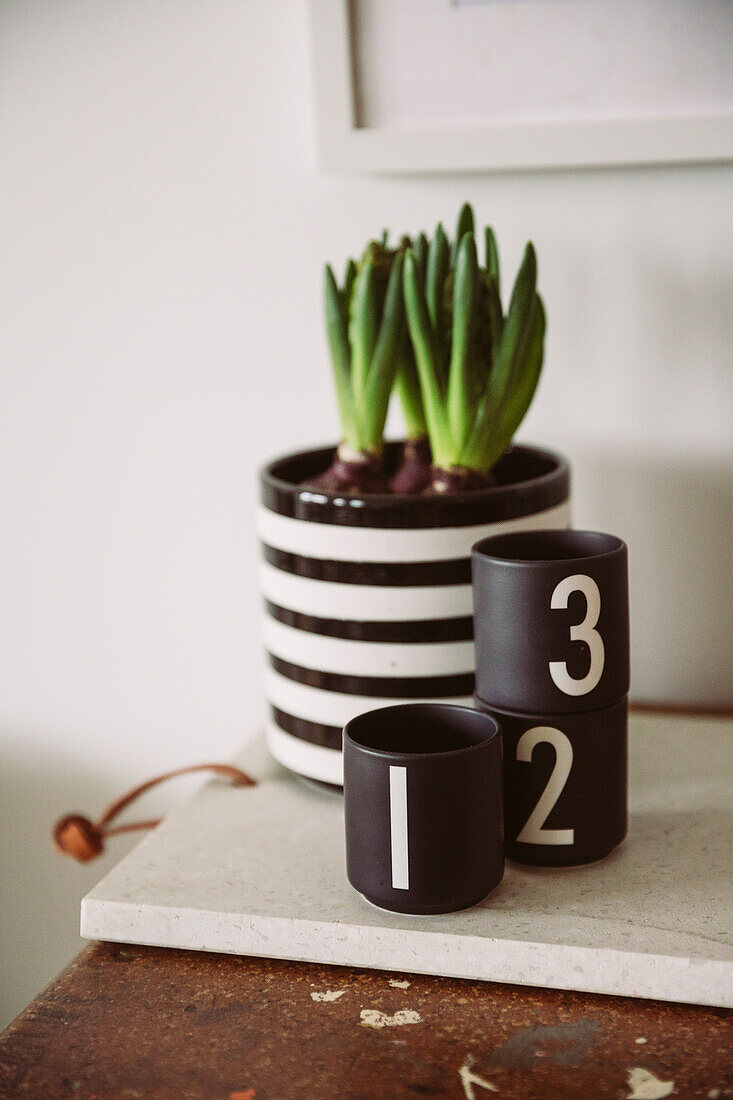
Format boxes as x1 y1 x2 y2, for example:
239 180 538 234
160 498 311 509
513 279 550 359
81 712 733 1008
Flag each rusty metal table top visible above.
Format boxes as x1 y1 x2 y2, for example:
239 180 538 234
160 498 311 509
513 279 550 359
0 941 730 1099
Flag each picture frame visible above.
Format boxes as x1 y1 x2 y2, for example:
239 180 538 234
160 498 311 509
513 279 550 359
309 0 733 173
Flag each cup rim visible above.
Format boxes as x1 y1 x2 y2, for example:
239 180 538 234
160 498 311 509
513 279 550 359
472 528 626 567
343 703 500 760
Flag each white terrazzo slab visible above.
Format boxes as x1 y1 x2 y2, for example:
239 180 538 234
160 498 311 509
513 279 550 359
81 712 733 1007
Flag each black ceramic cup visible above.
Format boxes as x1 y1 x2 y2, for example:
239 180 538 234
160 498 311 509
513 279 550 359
474 695 628 867
343 703 504 914
472 529 629 715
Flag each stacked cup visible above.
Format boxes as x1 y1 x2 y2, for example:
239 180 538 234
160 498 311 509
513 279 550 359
471 530 629 866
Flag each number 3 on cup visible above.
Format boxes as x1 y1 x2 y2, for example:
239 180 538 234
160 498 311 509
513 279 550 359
549 574 605 696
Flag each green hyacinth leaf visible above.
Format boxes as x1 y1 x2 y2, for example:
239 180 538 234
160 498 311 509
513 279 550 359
395 351 427 439
485 227 501 303
458 245 538 470
323 263 358 449
425 223 450 362
473 295 546 473
452 202 475 262
459 298 538 470
486 272 503 360
342 258 357 314
348 254 380 403
488 241 537 403
500 294 545 438
397 233 428 438
414 232 428 280
403 249 452 468
447 232 479 453
362 251 405 451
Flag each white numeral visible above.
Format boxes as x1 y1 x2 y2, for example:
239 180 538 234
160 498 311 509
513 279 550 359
516 726 574 845
389 766 409 890
549 574 605 696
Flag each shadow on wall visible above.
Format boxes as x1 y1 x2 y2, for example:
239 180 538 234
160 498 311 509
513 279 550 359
0 738 142 1029
569 444 733 709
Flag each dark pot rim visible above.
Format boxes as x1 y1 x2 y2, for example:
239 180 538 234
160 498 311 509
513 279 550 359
472 529 626 568
343 702 500 761
260 441 570 528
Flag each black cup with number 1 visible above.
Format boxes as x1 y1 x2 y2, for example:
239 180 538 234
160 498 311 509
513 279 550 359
344 704 504 914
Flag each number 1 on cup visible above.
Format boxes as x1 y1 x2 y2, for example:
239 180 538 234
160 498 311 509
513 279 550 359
389 765 410 890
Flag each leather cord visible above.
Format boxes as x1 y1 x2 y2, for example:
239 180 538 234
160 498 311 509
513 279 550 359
52 763 256 862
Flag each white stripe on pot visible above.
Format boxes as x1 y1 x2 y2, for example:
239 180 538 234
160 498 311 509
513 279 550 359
260 562 473 621
262 616 475 677
257 501 571 563
265 667 473 729
266 722 344 785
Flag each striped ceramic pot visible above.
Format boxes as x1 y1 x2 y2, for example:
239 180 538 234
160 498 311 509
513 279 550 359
259 442 571 786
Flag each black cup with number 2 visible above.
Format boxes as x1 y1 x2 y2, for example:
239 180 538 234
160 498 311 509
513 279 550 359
474 696 627 866
344 704 504 914
472 530 629 867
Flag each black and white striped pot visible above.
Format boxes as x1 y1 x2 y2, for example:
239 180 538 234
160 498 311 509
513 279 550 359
259 442 571 786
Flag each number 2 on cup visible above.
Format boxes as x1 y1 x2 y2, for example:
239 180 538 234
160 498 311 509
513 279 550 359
549 574 605 696
516 726 575 846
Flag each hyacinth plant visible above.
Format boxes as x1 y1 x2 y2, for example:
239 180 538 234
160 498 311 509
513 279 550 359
312 238 407 493
403 205 545 493
314 204 545 495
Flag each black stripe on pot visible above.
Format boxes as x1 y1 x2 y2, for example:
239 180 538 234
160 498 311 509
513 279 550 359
268 653 475 699
271 705 342 750
261 544 471 586
260 442 570 528
264 601 474 643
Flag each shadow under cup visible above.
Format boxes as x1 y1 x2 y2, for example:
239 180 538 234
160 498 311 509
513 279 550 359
343 704 504 915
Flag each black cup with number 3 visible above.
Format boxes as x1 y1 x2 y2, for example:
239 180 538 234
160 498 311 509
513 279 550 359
471 530 629 715
471 529 629 867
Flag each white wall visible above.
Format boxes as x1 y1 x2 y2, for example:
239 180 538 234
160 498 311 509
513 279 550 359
1 0 731 1027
